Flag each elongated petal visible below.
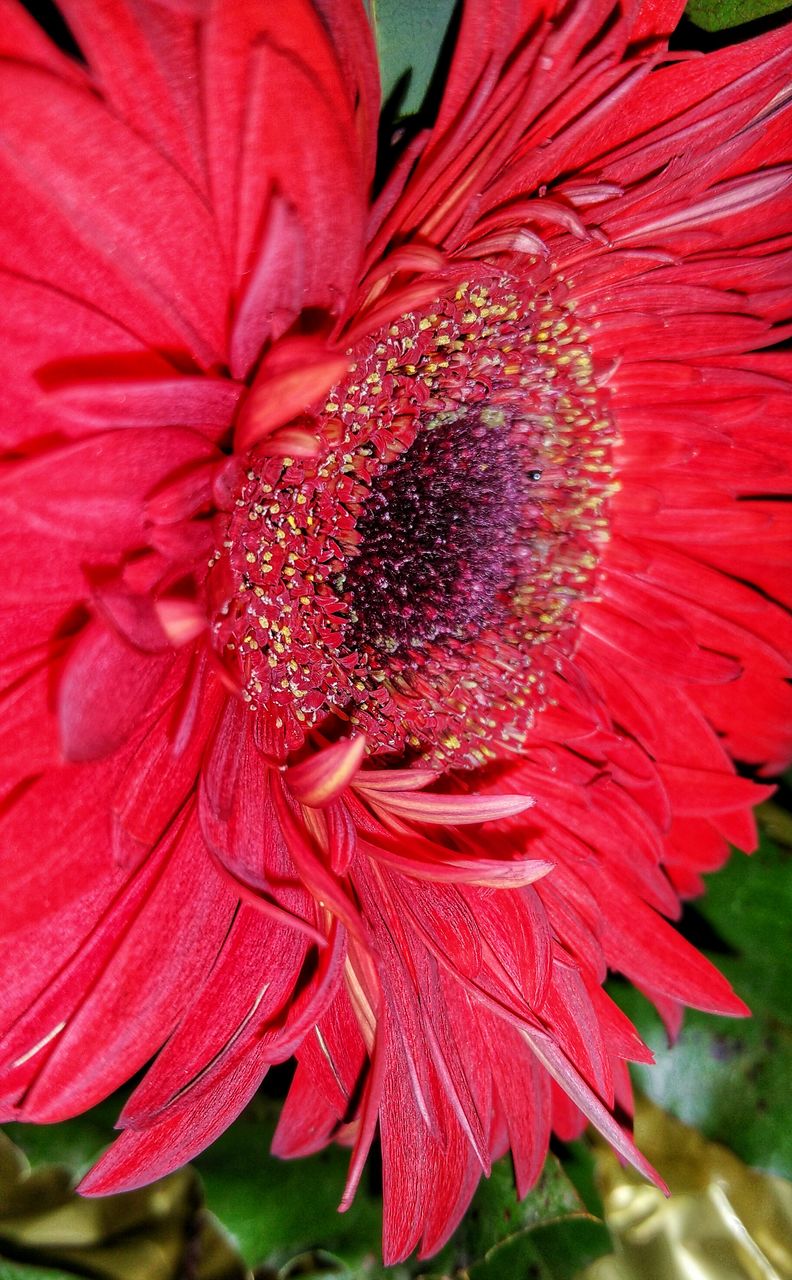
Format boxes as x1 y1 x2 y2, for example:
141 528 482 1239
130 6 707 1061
58 622 174 763
234 339 350 451
287 736 366 808
366 788 534 825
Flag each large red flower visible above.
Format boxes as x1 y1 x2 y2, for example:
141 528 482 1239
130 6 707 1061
1 0 791 1262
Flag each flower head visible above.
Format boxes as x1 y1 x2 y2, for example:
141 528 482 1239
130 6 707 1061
1 0 791 1263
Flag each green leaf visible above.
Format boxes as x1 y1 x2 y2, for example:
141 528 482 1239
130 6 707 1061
370 0 457 116
455 1152 587 1257
685 0 792 31
463 1218 610 1280
192 1096 395 1277
425 1152 610 1280
0 1265 76 1280
551 1139 606 1222
4 1097 120 1181
698 830 792 1020
611 833 792 1180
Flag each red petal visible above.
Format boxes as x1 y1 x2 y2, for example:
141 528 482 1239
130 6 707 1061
524 1027 666 1192
366 788 534 825
79 1051 270 1194
660 764 772 816
204 2 366 306
48 376 242 433
256 425 321 459
117 908 308 1128
0 430 215 605
593 870 750 1017
229 191 306 380
485 1014 551 1198
0 271 157 447
57 0 206 190
286 736 366 808
154 596 208 647
0 0 89 84
5 811 235 1122
58 622 174 763
361 829 553 890
234 338 350 452
0 63 227 363
111 667 222 867
354 768 442 793
269 1058 339 1156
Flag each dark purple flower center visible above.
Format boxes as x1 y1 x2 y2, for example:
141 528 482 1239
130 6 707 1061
344 414 524 657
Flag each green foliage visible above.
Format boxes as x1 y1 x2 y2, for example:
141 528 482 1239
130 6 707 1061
193 1096 388 1276
426 1154 610 1280
685 0 792 30
611 833 792 1180
0 1266 75 1280
369 0 457 115
194 1099 609 1279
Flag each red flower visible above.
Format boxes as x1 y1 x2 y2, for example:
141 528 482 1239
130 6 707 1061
1 0 791 1262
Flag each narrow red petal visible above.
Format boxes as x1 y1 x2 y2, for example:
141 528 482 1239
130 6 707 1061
366 788 534 825
234 339 350 452
286 736 366 808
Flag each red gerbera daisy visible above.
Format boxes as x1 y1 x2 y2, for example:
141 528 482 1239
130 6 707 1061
1 0 791 1263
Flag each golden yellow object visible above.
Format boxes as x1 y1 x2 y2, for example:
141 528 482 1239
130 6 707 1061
0 1129 245 1280
580 1100 792 1280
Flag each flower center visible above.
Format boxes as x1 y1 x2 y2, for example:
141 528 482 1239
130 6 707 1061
219 272 615 763
343 411 524 658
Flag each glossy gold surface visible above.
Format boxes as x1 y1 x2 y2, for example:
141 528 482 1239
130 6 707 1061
0 1130 244 1280
581 1101 792 1280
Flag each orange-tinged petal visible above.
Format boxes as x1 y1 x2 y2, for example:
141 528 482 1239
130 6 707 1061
256 425 321 457
366 789 534 825
353 768 442 793
286 735 366 808
234 336 349 452
155 596 208 646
